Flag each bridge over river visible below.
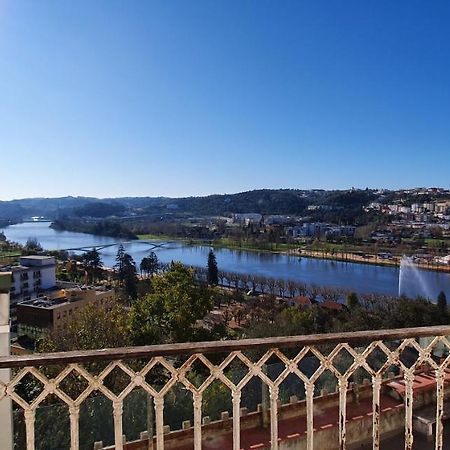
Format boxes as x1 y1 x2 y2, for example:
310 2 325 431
62 240 174 252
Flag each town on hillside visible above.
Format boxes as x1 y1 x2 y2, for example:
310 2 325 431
2 187 450 270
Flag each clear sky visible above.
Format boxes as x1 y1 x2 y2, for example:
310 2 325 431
0 0 449 200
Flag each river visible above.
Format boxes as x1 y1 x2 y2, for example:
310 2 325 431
2 222 450 300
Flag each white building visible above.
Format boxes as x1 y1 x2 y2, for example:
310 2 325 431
232 213 262 225
435 255 450 266
399 206 411 214
8 256 56 300
264 215 294 225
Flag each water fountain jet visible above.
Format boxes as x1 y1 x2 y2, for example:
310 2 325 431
398 255 433 300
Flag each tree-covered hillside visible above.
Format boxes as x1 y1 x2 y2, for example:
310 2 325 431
0 188 417 221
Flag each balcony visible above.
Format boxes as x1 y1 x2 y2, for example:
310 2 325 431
0 326 450 450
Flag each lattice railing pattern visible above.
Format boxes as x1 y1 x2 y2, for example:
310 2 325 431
1 327 450 450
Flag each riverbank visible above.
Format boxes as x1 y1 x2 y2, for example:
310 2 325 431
138 234 299 254
137 234 450 274
51 219 138 240
298 249 450 274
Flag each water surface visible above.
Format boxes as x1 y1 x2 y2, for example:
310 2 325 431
2 222 450 299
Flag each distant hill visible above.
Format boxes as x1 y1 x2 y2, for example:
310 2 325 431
0 201 27 221
72 201 127 218
0 189 382 221
0 196 98 219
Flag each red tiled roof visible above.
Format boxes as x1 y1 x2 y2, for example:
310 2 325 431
321 300 343 311
292 296 312 306
387 369 450 396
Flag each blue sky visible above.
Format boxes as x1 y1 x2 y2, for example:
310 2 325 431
0 0 449 200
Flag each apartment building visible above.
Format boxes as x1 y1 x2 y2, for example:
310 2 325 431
16 285 116 339
7 256 56 300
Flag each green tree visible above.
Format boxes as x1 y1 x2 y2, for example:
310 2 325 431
129 262 213 344
82 248 103 283
207 249 219 285
140 251 159 277
123 253 138 301
381 297 441 329
346 292 359 310
437 291 448 318
63 259 80 282
114 244 126 284
114 245 138 302
24 237 43 253
38 300 131 352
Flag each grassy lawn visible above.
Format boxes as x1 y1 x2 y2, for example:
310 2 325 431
137 233 179 241
424 238 449 247
0 250 20 256
214 237 299 252
0 250 21 265
307 242 367 253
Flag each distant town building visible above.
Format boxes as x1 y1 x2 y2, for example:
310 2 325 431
435 255 450 266
287 296 312 308
232 213 262 225
287 223 356 239
16 285 117 339
263 215 298 226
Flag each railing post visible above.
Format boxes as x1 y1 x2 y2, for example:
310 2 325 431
232 390 241 450
305 381 314 450
269 385 279 450
24 409 35 450
372 375 381 450
338 378 348 450
69 405 80 450
0 274 13 450
435 368 444 450
147 394 154 450
113 400 124 450
404 370 414 450
193 393 202 450
154 396 164 450
261 364 270 428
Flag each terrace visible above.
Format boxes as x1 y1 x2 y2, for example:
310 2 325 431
1 275 450 450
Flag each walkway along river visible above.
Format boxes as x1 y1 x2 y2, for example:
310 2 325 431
2 222 450 300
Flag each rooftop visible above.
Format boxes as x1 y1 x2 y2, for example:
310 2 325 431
18 255 55 261
18 285 113 309
0 255 56 273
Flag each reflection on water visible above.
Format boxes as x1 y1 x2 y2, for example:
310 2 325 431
2 222 450 299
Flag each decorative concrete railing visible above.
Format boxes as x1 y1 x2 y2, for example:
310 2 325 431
1 325 450 450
